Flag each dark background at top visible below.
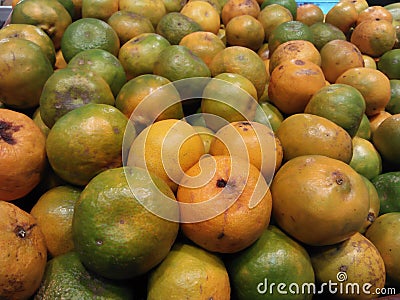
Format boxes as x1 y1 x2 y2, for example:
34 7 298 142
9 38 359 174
366 0 398 5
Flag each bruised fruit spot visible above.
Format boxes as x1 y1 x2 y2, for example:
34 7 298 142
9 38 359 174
0 120 22 145
339 265 348 272
332 171 345 185
216 178 227 188
217 232 225 239
14 226 27 239
367 212 376 223
14 224 35 239
294 59 305 65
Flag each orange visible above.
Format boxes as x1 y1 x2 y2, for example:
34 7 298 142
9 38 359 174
296 3 324 26
271 154 370 246
356 114 372 140
320 39 364 83
253 101 284 132
365 212 400 287
81 0 119 21
349 136 382 180
10 0 72 49
339 0 369 13
309 232 386 299
276 113 353 163
126 119 205 192
155 12 202 45
369 111 392 135
0 23 56 67
30 185 81 257
0 201 47 300
39 68 115 128
201 73 259 131
359 175 380 234
56 0 76 20
267 20 314 55
60 17 120 63
0 38 54 109
192 125 215 154
336 67 391 116
356 5 393 25
118 33 171 80
107 11 155 45
32 107 50 138
67 48 127 97
363 54 377 69
209 46 268 98
325 1 358 34
118 0 167 28
153 45 211 82
189 0 223 15
372 114 400 165
350 19 397 57
225 15 265 51
35 251 135 298
386 79 400 114
177 155 272 253
260 0 298 19
72 166 179 279
309 21 346 50
180 1 220 34
304 83 366 137
268 59 326 115
209 121 283 181
55 49 68 69
0 109 46 201
148 243 230 300
371 172 400 215
179 31 226 67
115 74 184 123
377 49 400 80
257 3 293 41
46 104 129 186
268 39 321 74
227 225 315 300
221 0 260 26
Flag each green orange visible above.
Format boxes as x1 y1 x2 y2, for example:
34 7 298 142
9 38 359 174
304 83 366 137
268 20 314 55
372 114 400 165
0 23 56 66
371 172 400 215
155 12 202 45
39 68 115 128
36 251 134 299
261 0 298 19
67 49 126 97
386 79 400 114
377 49 400 80
61 17 120 62
349 136 382 180
227 225 314 300
107 11 155 45
0 38 53 109
72 166 179 279
46 104 129 186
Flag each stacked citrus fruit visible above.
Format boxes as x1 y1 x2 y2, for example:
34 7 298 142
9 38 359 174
1 0 400 299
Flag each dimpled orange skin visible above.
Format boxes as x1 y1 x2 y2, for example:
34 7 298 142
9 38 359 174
268 59 326 115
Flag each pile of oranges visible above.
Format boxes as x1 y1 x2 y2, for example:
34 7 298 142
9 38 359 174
1 0 400 299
